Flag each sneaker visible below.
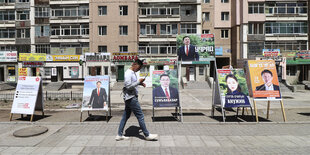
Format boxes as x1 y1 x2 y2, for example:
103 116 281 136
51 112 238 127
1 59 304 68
115 135 129 141
145 134 158 141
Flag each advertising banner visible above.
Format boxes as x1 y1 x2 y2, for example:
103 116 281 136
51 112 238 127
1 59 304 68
247 60 281 99
18 68 28 76
152 70 179 107
284 50 310 65
263 49 280 57
217 69 251 108
111 52 138 61
0 51 17 62
19 53 46 61
176 34 215 62
215 47 223 56
51 55 81 61
144 59 177 65
22 61 44 68
11 76 43 115
81 76 109 111
85 53 110 62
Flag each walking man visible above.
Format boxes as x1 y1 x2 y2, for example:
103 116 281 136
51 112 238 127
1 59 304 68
116 59 158 141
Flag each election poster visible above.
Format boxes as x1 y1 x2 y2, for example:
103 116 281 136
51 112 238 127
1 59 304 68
81 76 109 111
217 69 251 108
152 70 179 107
11 76 43 115
176 34 215 62
247 60 281 99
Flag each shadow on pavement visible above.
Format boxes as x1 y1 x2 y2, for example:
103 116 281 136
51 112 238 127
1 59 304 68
209 115 271 122
124 125 145 140
297 113 310 116
15 114 51 122
152 116 179 122
84 114 111 122
172 112 206 116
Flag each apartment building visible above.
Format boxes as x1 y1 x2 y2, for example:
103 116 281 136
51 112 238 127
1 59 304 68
239 0 309 83
89 0 138 82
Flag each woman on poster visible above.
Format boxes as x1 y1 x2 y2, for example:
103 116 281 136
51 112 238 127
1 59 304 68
224 74 250 107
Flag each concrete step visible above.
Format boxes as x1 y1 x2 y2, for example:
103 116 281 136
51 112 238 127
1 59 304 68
279 82 292 93
111 82 124 90
0 83 16 91
44 82 66 91
184 81 210 89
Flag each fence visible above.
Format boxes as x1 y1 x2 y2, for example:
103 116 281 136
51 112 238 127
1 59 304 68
0 91 83 101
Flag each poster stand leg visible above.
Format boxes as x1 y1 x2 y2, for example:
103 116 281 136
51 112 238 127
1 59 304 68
267 101 270 119
236 107 239 117
152 107 155 122
180 106 183 122
80 112 83 122
42 110 44 116
106 111 108 123
280 100 287 122
221 106 225 122
30 114 34 122
253 100 259 122
9 113 13 121
21 114 23 118
250 107 255 121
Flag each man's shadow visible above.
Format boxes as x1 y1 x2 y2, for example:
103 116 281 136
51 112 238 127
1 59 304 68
124 126 146 140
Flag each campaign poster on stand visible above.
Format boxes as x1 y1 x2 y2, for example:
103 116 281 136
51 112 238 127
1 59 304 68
247 60 281 99
152 70 179 107
81 76 109 111
11 76 43 115
176 34 215 62
217 69 251 108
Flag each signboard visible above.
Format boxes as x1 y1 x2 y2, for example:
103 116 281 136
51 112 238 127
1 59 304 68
19 53 46 61
284 50 310 65
247 60 281 99
144 59 177 65
152 70 179 107
22 61 45 68
85 53 110 62
217 69 251 108
215 47 223 56
81 76 109 111
263 49 280 57
11 76 43 115
0 51 17 62
18 68 28 76
177 34 215 62
49 55 81 61
111 52 138 61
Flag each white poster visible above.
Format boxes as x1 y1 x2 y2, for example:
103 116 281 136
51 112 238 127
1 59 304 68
11 77 41 115
52 68 57 76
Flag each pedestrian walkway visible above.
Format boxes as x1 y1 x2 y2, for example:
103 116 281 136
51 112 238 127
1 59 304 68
0 122 309 154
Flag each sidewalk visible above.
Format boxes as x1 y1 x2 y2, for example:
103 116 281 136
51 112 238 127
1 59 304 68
0 122 310 154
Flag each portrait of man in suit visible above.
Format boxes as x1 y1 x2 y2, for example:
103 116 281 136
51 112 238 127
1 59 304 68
178 36 199 61
153 74 179 107
88 81 107 108
255 69 280 99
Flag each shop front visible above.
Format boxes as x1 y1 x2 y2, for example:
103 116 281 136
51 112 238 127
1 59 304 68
85 53 111 83
0 51 18 83
111 52 138 82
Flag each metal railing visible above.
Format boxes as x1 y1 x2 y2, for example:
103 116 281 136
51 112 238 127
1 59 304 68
0 91 83 101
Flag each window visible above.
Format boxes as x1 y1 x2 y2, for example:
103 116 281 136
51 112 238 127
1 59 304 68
265 2 307 14
35 26 49 37
204 0 210 3
160 24 177 35
286 66 297 76
69 66 79 77
248 3 264 14
104 66 109 75
98 6 107 16
98 46 107 53
0 0 15 3
98 26 107 35
221 30 229 38
264 41 307 52
52 6 89 17
120 6 128 16
139 44 177 55
140 24 156 35
199 66 204 75
0 10 15 21
119 46 128 52
119 26 128 35
36 44 50 54
221 0 229 3
202 30 210 34
16 29 30 38
17 0 29 2
35 7 50 17
203 12 210 21
181 24 196 34
51 25 88 36
186 10 191 16
44 67 51 76
248 23 264 34
221 12 229 21
265 22 308 34
0 29 15 38
16 10 29 20
140 7 179 16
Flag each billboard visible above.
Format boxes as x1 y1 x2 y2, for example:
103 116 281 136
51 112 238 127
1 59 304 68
176 34 215 62
81 76 109 111
152 70 179 107
262 49 280 57
247 60 281 99
284 50 310 65
19 53 46 61
217 69 251 108
0 51 17 62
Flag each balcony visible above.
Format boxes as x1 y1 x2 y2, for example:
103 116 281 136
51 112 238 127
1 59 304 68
247 34 265 41
16 38 31 44
50 0 88 5
15 2 30 9
35 36 50 43
265 34 308 41
15 21 31 28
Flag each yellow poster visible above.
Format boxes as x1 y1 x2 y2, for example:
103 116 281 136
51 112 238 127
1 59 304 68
52 55 80 61
247 60 281 99
19 53 46 61
18 68 28 76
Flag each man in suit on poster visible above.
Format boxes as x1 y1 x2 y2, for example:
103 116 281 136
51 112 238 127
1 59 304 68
178 36 199 61
153 74 179 106
89 81 107 108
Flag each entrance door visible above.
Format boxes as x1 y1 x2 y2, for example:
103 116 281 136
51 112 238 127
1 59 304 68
0 67 4 82
31 68 36 76
117 66 124 81
189 66 195 81
57 67 63 81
